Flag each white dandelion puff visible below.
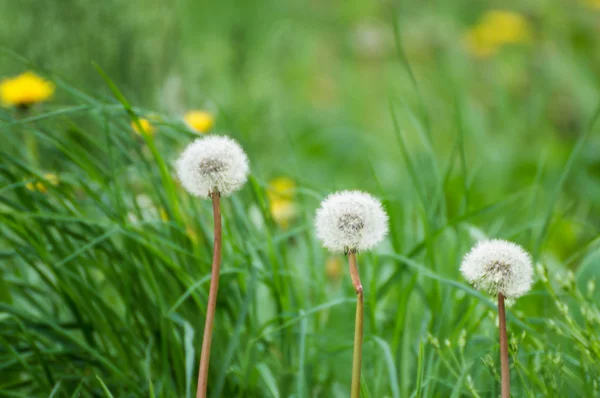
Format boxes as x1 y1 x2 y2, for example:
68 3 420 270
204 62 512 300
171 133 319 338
315 190 388 253
460 239 533 299
176 135 249 198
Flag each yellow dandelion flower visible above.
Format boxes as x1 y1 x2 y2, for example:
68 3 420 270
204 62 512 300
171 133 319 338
267 177 297 229
25 181 36 192
184 110 214 134
325 255 343 282
267 177 296 202
1 71 55 108
26 173 59 193
131 118 154 136
463 27 499 58
480 11 531 44
464 10 531 58
270 199 297 229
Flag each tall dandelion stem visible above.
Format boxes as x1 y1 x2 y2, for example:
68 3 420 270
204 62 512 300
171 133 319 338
315 190 388 397
348 251 363 398
196 192 222 398
176 135 249 397
498 292 510 398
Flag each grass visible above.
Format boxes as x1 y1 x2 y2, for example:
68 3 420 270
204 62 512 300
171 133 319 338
2 0 600 397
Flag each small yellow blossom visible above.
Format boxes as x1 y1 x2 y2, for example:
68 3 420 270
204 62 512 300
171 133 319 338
270 199 297 229
464 10 531 58
1 71 55 107
184 110 214 134
26 173 59 193
325 256 343 282
482 11 531 43
267 177 296 202
131 118 154 136
463 28 499 58
267 177 297 229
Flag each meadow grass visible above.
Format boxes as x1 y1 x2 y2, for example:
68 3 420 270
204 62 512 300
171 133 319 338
2 1 600 397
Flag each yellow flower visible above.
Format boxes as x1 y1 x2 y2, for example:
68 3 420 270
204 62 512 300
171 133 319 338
480 11 531 44
270 199 297 229
26 173 59 193
267 177 296 202
131 118 154 136
184 110 214 134
463 10 531 58
1 71 55 107
325 256 343 282
267 177 297 229
463 27 499 58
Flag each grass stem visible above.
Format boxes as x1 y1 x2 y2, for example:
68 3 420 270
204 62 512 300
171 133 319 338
348 251 363 398
196 192 222 398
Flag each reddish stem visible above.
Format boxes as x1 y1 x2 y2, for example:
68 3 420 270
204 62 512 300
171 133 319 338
196 193 222 398
348 251 363 398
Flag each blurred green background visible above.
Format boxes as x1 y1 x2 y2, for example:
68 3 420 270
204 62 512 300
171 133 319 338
1 0 600 396
4 0 600 200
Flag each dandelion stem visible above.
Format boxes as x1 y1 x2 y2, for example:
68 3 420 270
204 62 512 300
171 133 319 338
196 192 222 398
498 292 510 398
348 251 363 398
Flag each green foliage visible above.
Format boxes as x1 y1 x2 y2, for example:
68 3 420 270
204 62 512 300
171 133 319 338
2 0 600 397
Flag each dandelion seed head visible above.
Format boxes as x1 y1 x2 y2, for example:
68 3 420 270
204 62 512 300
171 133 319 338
315 190 388 253
460 239 533 299
176 135 249 198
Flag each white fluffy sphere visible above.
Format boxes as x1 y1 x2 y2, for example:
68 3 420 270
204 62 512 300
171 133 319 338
460 239 533 299
315 190 388 253
176 135 249 198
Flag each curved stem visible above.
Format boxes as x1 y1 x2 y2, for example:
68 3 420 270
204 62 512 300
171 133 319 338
498 293 510 398
196 193 222 398
348 251 363 398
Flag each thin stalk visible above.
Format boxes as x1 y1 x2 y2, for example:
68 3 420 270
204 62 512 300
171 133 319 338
498 293 510 398
348 251 363 398
196 192 222 398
